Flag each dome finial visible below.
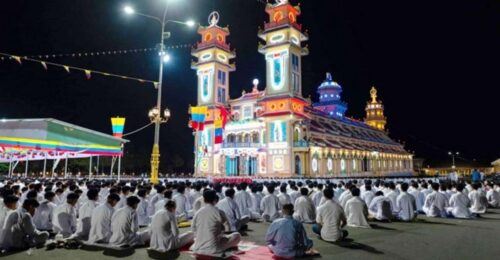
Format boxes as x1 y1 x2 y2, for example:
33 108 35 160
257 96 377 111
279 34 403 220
326 72 332 81
370 86 378 103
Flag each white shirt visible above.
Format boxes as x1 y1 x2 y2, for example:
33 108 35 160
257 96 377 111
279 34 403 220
75 200 98 239
448 192 471 219
234 190 253 217
32 200 56 231
468 190 487 214
173 193 191 217
52 202 77 238
293 195 316 223
408 187 425 212
88 202 114 244
486 189 500 208
396 192 416 221
137 197 149 226
216 197 242 232
0 208 47 250
386 190 400 213
278 192 292 207
344 197 370 228
250 192 263 214
109 206 143 247
260 194 281 221
149 209 182 252
369 196 392 221
423 191 449 217
360 190 375 207
316 200 345 242
190 204 228 255
311 190 323 207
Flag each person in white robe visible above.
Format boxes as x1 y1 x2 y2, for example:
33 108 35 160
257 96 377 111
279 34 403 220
87 194 120 244
408 182 425 213
368 191 393 221
191 190 241 257
312 189 348 242
137 189 150 227
75 189 99 240
446 183 471 219
468 183 488 214
485 183 500 208
216 188 250 232
260 185 281 222
395 183 417 221
0 195 19 238
0 199 49 251
115 186 131 209
173 186 191 219
385 182 400 215
52 192 79 238
147 186 165 217
278 185 292 206
423 183 449 217
33 191 57 231
344 188 370 228
293 188 316 223
289 185 301 205
339 188 353 209
154 190 173 215
249 185 263 220
188 184 203 207
149 200 194 252
360 184 375 208
109 196 150 247
192 195 205 213
98 183 110 204
234 182 253 218
311 184 323 208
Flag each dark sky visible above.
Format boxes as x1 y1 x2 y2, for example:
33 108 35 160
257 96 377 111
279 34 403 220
1 0 498 172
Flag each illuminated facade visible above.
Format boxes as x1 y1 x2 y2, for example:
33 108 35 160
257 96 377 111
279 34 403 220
192 1 413 177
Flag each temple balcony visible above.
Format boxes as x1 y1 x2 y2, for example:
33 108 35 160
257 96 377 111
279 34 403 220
264 20 302 32
222 142 262 148
196 40 231 52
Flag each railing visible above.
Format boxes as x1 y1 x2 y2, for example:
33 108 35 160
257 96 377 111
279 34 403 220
264 20 302 31
223 143 262 148
196 40 231 51
293 140 309 148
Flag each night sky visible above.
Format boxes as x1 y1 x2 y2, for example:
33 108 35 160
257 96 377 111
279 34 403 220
1 0 498 172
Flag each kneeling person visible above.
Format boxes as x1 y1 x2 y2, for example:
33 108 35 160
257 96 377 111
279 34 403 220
149 200 194 252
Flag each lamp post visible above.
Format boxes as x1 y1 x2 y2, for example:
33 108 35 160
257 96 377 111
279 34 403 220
448 151 459 169
123 3 195 184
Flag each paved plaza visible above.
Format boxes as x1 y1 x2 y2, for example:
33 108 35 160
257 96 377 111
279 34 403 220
2 209 499 260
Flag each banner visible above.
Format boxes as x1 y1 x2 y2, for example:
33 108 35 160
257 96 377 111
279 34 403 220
111 117 126 138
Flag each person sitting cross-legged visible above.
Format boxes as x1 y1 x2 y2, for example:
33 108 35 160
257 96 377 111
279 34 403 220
87 194 120 244
344 188 370 228
312 188 348 242
149 200 194 253
109 196 150 247
266 203 316 259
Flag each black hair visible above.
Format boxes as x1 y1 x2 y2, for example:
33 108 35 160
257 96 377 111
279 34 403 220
300 187 308 196
87 189 99 200
23 198 40 208
203 189 218 204
44 191 56 200
126 196 141 207
225 188 235 198
323 188 334 199
108 193 121 202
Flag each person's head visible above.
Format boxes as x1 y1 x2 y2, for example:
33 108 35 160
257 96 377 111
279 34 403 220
44 191 56 202
375 191 384 197
389 182 396 190
472 183 481 190
225 188 235 198
122 186 131 195
87 189 99 201
107 193 121 207
23 198 40 216
165 200 176 213
282 204 294 216
431 182 440 191
411 182 418 189
137 189 147 198
267 185 275 194
456 183 465 192
3 195 19 210
323 188 334 200
66 193 80 206
300 187 308 196
126 196 141 209
351 188 360 197
177 185 186 195
365 184 372 191
164 190 173 199
280 185 287 193
317 184 324 190
203 189 218 205
401 183 409 192
26 190 38 200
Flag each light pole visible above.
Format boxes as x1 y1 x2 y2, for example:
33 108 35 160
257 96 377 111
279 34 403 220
448 151 459 169
123 3 195 184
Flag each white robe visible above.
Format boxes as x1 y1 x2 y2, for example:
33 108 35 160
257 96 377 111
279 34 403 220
192 196 205 213
216 197 249 232
260 194 281 222
293 195 316 223
109 206 149 247
0 205 13 242
190 204 241 256
386 190 400 214
52 202 77 238
188 190 202 208
149 209 194 252
0 208 49 250
33 200 57 231
486 189 500 208
408 187 425 212
447 192 471 219
147 193 162 217
368 196 392 221
137 197 149 226
344 197 370 228
234 190 253 217
360 190 375 208
250 192 263 214
468 190 487 214
75 200 98 240
315 200 345 242
311 190 323 208
87 202 114 244
396 192 416 221
278 192 292 207
339 191 353 209
423 191 449 217
289 190 300 205
173 193 191 218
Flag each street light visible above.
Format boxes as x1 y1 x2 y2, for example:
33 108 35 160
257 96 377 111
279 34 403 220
123 2 195 184
448 151 459 169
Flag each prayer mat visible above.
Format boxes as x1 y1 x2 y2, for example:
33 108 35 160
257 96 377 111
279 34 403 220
178 221 191 228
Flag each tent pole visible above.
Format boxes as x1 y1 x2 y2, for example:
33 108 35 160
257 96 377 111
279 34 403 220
110 156 115 179
8 155 13 178
96 156 100 176
24 156 29 178
64 153 68 179
43 154 47 178
89 156 93 179
117 156 122 181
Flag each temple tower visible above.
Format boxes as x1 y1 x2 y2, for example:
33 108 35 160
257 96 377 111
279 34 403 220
365 86 387 131
313 72 348 118
192 12 235 176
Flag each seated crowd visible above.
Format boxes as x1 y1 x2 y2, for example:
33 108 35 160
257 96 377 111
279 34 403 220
0 177 498 258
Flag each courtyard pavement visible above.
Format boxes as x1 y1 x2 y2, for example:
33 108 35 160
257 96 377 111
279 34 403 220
2 209 500 259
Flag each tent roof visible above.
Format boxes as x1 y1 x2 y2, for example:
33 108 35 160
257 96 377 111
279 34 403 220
0 118 128 162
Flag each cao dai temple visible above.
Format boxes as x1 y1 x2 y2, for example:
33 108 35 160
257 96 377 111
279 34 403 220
190 0 413 177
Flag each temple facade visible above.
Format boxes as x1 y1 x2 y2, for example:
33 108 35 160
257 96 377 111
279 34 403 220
191 1 413 178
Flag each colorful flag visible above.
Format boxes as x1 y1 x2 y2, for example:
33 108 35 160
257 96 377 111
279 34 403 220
111 117 126 138
190 106 208 122
214 119 223 144
217 105 230 127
